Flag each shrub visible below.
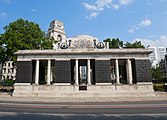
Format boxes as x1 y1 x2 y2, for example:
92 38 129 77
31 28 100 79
153 84 166 91
161 77 167 83
152 77 167 84
2 79 15 86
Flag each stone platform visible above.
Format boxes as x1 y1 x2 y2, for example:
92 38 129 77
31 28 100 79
13 84 155 97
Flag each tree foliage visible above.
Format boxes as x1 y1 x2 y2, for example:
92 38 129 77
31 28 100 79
103 38 145 49
151 67 163 81
103 38 123 48
0 35 6 62
0 18 53 62
124 41 145 48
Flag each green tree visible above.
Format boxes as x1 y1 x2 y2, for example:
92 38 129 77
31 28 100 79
0 35 6 62
151 67 163 81
103 38 123 48
124 41 145 48
0 18 53 62
0 45 6 62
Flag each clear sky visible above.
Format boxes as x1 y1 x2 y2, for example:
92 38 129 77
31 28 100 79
0 0 167 47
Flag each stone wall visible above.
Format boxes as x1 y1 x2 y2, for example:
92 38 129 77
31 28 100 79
135 60 152 82
95 60 111 83
16 61 32 83
54 60 71 83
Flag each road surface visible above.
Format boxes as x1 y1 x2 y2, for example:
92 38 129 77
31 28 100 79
0 101 167 119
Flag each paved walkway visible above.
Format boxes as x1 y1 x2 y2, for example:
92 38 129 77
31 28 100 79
0 92 167 103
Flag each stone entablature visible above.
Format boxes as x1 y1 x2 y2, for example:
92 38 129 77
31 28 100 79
16 48 152 54
16 49 152 61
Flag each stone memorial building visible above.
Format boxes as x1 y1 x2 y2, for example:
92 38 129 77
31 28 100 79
13 20 154 97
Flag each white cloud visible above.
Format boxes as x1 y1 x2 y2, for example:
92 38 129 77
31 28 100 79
140 19 152 27
128 19 152 33
82 0 133 20
95 0 113 10
86 12 99 20
82 3 97 11
0 12 7 20
134 35 167 48
128 28 134 33
31 9 37 12
112 4 120 10
119 0 133 5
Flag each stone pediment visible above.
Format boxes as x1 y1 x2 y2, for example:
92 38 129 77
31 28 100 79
68 35 98 49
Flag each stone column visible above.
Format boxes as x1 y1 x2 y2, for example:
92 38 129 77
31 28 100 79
87 59 91 85
127 59 133 84
75 59 79 85
47 59 51 85
115 59 120 84
35 60 39 85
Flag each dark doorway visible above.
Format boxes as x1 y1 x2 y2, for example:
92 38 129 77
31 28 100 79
70 59 75 85
32 60 36 84
90 59 95 85
39 60 47 85
79 59 87 85
71 59 95 85
131 59 137 84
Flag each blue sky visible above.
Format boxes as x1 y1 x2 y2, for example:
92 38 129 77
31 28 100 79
0 0 167 47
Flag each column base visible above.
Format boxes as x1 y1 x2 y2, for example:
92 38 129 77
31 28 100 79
137 82 153 85
96 83 112 85
53 83 71 85
15 83 31 86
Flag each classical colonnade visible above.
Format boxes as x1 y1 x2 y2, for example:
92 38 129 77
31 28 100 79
34 59 133 85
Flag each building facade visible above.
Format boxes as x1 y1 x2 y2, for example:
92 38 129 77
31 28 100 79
13 20 154 97
47 20 67 49
13 35 154 97
1 61 16 81
159 54 167 76
147 46 166 67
